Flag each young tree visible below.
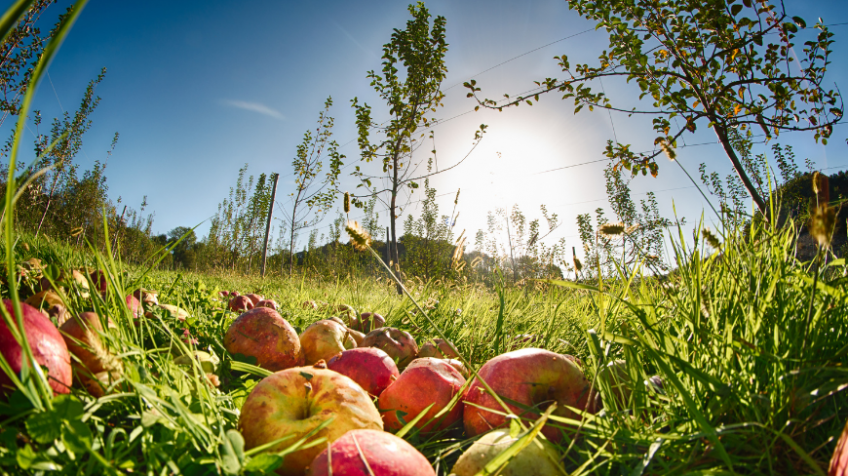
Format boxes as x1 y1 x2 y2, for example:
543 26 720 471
466 0 842 217
351 2 486 292
284 97 343 274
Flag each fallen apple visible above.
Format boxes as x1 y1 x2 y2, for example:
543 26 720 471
361 327 418 369
830 417 848 476
244 293 264 306
357 312 386 333
229 295 254 312
299 319 357 364
307 429 435 476
443 358 469 378
301 300 319 310
347 327 365 346
463 348 594 442
418 338 460 359
378 357 465 433
89 269 108 296
451 429 561 476
133 288 159 306
60 312 123 397
336 304 358 326
125 294 143 319
224 307 304 371
0 300 72 395
239 362 383 476
25 290 70 325
326 347 399 397
256 299 278 310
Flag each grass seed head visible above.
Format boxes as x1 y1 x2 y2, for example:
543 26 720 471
702 227 722 249
343 192 351 214
346 221 372 251
599 222 626 236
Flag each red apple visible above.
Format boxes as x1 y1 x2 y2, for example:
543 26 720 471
299 320 356 364
244 293 264 306
443 358 469 378
229 295 254 312
125 294 143 319
238 362 383 476
418 338 460 359
361 327 418 369
89 269 108 295
830 417 848 476
230 291 240 297
307 429 435 476
327 347 399 397
463 348 594 442
224 307 304 371
218 290 230 298
379 357 465 433
133 288 159 306
358 312 386 333
302 300 319 310
256 299 278 310
60 312 123 397
0 300 72 395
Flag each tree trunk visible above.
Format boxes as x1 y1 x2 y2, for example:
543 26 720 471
714 125 769 218
289 202 299 275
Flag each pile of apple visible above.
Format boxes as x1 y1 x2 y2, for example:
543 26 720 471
224 303 600 476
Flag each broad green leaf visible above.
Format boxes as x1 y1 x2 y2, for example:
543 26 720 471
61 419 92 455
244 453 283 473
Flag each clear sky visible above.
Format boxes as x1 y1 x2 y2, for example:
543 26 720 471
6 0 848 260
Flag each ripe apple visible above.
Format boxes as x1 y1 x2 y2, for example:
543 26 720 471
224 307 304 371
60 312 123 397
357 312 386 333
238 362 383 476
244 293 264 306
0 300 72 395
443 358 469 378
229 295 254 312
418 338 459 359
307 429 435 476
256 299 278 310
218 290 230 298
230 291 240 297
361 327 418 369
463 348 594 442
336 304 358 326
89 269 108 296
302 300 319 310
326 347 399 397
125 294 143 319
378 357 465 433
299 320 357 364
451 429 561 476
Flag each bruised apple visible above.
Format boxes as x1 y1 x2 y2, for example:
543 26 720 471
307 429 435 476
299 320 356 364
25 290 70 325
238 362 383 476
463 348 594 442
378 357 465 433
830 417 848 476
60 312 123 397
0 300 72 395
327 347 399 397
361 327 418 369
224 307 304 371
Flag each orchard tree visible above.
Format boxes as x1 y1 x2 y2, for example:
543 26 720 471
284 97 344 273
466 0 842 217
351 1 485 292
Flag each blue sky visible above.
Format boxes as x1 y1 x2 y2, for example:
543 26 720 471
6 0 848 259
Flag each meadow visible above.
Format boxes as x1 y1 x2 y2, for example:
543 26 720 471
1 212 847 474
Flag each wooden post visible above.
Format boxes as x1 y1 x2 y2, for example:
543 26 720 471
260 173 279 278
112 205 127 259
